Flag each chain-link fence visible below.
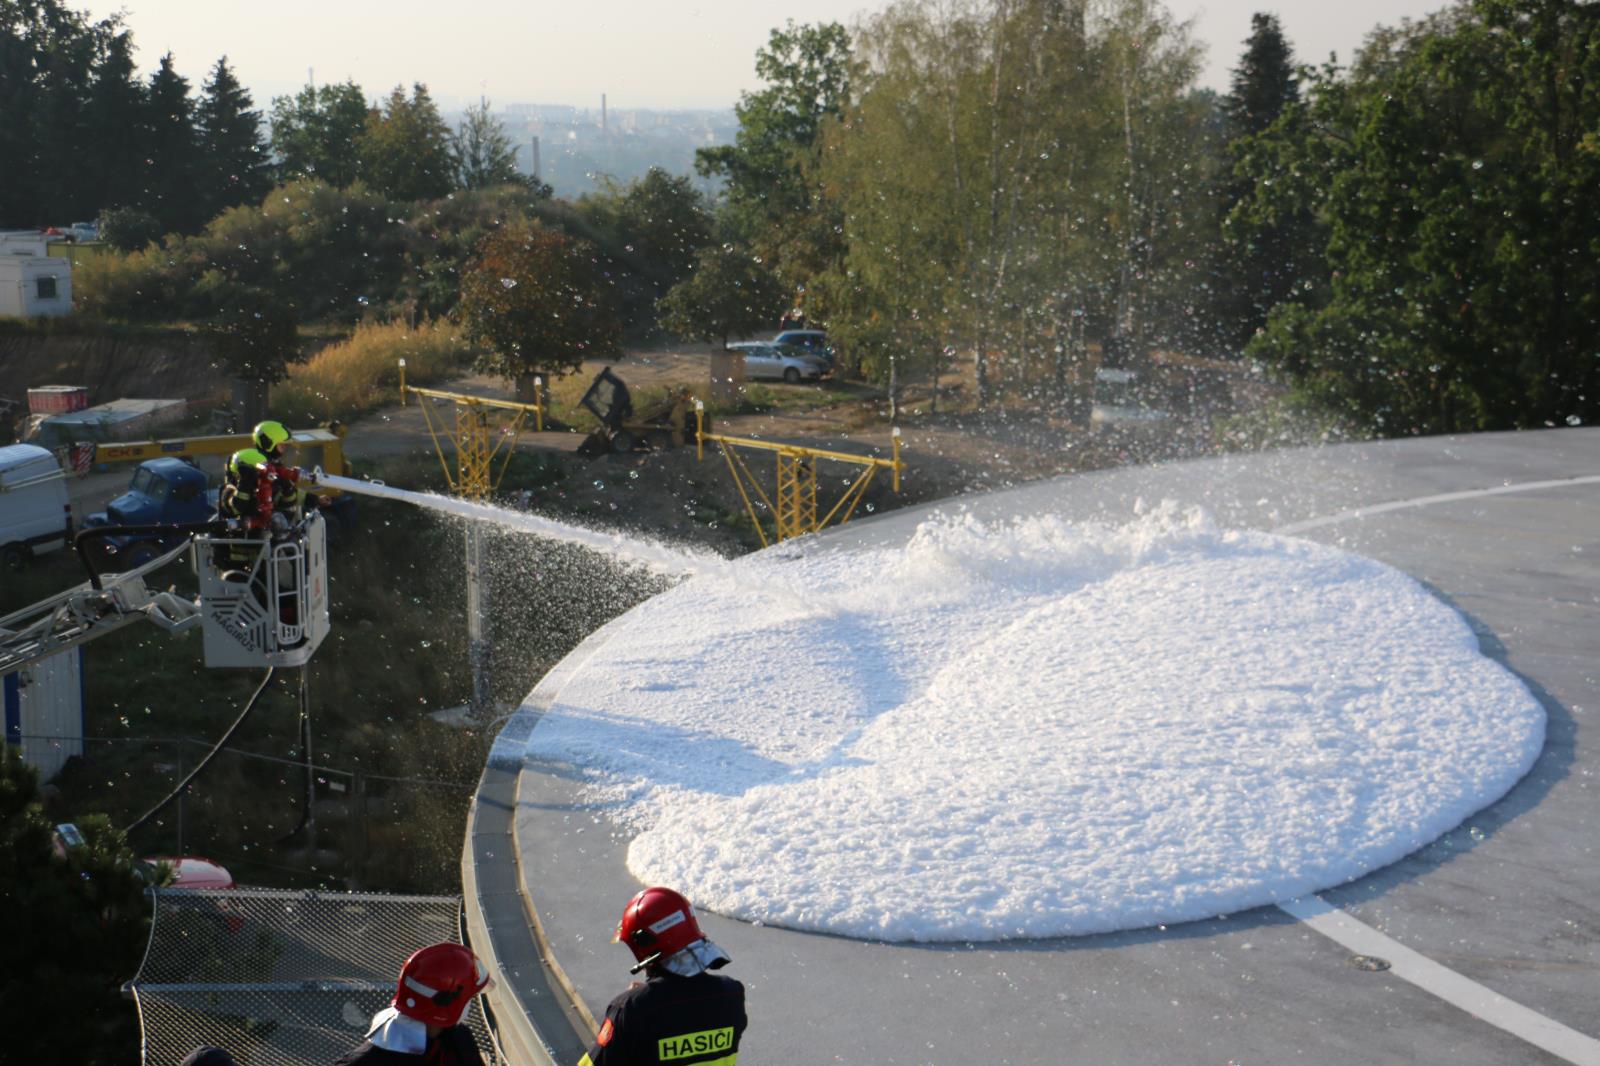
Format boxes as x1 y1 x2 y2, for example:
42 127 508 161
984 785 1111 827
129 888 497 1066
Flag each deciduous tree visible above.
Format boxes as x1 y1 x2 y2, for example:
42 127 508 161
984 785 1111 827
1244 0 1600 433
658 242 786 348
269 81 369 188
581 167 713 293
697 21 851 285
458 222 621 386
0 748 148 1062
818 0 1202 403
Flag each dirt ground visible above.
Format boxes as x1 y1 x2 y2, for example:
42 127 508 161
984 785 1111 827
335 344 1243 555
47 334 1261 557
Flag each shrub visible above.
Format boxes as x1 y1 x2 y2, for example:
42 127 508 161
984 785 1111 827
272 318 473 423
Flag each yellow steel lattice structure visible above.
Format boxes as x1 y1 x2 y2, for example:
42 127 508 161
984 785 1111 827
695 404 903 548
399 362 543 500
775 453 819 541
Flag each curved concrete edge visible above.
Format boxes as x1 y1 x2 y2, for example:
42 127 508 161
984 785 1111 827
466 426 1600 1063
463 610 645 1061
461 760 561 1066
510 767 601 1039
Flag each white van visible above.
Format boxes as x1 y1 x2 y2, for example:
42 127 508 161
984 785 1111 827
0 444 72 570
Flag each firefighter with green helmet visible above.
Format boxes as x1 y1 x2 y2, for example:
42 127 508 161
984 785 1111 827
215 421 317 574
241 420 321 528
252 420 303 524
215 445 270 579
219 446 270 525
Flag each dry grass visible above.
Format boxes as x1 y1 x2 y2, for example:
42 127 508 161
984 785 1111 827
273 319 474 423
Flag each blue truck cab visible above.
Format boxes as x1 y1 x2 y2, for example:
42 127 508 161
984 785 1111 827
85 458 217 567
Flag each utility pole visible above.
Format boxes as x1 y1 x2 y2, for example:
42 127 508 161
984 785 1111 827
465 524 493 718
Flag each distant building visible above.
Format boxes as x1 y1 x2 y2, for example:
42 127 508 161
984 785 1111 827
463 104 738 198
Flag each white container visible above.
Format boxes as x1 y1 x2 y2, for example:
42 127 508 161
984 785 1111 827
0 443 72 567
3 648 84 781
0 255 72 317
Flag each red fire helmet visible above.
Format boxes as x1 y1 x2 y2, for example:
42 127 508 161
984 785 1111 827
393 942 491 1028
615 887 705 968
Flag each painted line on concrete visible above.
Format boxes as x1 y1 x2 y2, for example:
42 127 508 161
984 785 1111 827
1275 472 1600 1064
1275 473 1600 536
1280 896 1600 1065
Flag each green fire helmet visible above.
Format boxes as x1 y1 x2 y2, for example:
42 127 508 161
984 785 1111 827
252 420 291 456
227 447 269 478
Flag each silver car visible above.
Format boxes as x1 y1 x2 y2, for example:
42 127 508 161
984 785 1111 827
727 342 827 383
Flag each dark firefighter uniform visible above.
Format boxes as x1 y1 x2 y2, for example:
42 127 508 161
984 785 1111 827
579 972 746 1066
216 448 271 573
330 1024 485 1066
218 448 269 525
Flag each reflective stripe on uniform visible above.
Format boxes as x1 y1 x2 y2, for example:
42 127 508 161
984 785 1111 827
579 1039 737 1066
658 1027 735 1061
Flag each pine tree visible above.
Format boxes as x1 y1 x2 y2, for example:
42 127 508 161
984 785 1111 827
358 83 457 201
196 56 271 223
139 52 200 232
0 0 102 224
81 27 146 215
1224 13 1297 138
453 98 521 190
1213 13 1312 350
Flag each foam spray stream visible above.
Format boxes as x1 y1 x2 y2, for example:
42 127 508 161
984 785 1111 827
315 472 719 576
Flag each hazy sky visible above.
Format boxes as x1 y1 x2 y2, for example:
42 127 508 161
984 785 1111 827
76 0 1449 111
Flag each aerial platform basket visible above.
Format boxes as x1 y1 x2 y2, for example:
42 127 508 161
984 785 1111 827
193 513 330 668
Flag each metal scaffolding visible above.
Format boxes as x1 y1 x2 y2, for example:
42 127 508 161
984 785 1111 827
398 363 543 501
694 404 905 547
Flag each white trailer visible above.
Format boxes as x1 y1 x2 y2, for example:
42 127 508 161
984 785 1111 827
0 255 72 318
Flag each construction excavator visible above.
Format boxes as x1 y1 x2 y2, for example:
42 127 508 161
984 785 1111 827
575 368 706 458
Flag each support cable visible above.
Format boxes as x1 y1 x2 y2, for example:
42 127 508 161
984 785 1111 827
280 667 315 844
124 667 277 836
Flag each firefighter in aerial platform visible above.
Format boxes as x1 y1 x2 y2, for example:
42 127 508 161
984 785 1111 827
251 419 323 525
215 445 271 580
579 887 747 1066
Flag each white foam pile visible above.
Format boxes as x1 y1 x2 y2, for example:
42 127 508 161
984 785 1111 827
316 473 717 575
525 503 1545 942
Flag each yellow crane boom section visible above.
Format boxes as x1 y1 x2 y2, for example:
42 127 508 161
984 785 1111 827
91 427 353 478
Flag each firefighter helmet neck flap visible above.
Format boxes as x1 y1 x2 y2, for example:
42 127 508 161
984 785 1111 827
615 887 731 976
393 943 491 1028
